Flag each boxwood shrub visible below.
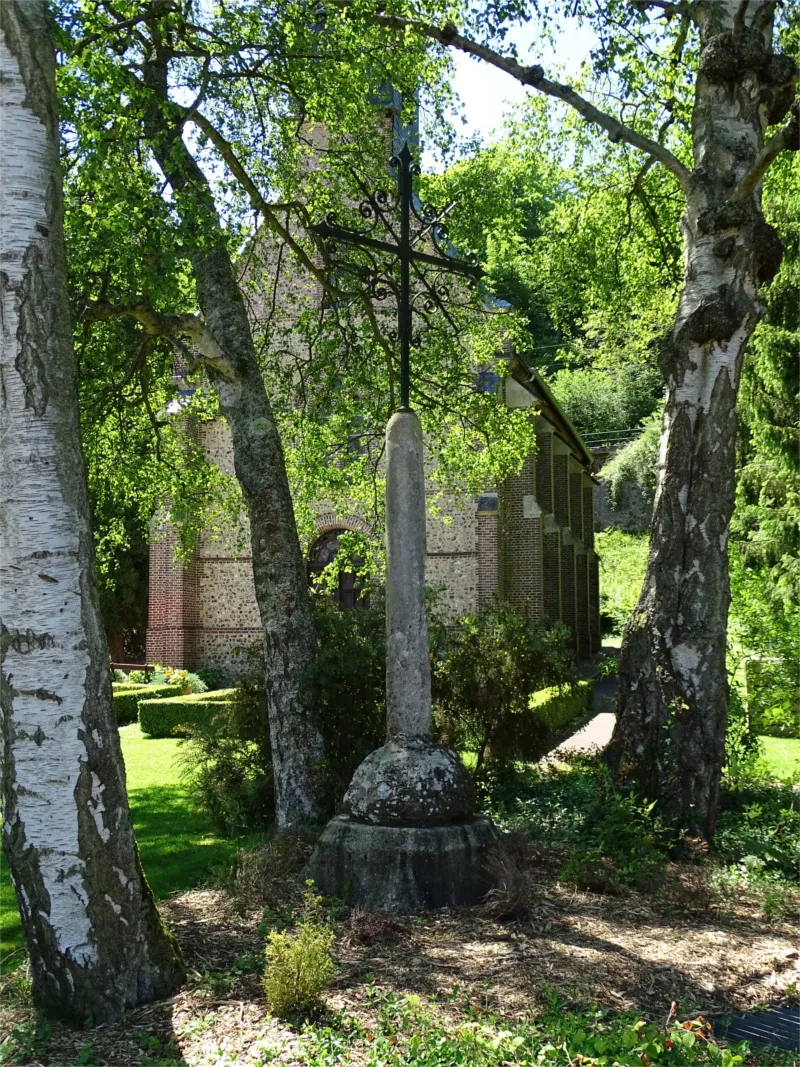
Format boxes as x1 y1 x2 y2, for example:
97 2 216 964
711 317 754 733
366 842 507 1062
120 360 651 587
112 683 179 726
138 689 236 738
530 680 593 733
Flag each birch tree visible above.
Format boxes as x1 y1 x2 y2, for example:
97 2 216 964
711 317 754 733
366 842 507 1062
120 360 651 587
344 0 800 840
0 0 184 1022
56 0 447 826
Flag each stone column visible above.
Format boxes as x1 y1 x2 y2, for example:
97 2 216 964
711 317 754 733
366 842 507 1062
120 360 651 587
341 411 472 826
306 410 497 912
385 412 432 742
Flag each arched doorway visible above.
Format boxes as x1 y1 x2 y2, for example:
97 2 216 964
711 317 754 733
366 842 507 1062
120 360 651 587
307 529 369 609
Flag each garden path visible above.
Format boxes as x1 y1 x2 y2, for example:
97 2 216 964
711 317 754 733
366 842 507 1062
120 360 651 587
545 655 618 758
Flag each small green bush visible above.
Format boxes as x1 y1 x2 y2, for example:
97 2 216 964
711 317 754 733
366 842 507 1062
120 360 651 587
560 772 671 892
307 595 386 806
113 668 128 682
112 683 179 726
263 889 335 1017
431 601 578 770
138 689 236 738
196 666 226 690
182 597 388 832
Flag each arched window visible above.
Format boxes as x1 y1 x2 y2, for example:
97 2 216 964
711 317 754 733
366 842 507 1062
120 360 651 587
307 529 369 609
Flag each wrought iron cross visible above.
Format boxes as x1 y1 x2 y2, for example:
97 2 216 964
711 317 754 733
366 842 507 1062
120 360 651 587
312 143 482 412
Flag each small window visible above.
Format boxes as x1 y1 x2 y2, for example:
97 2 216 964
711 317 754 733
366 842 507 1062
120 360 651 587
307 529 369 609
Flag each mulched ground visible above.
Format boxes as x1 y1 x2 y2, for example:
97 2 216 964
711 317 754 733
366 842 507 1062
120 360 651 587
2 855 798 1067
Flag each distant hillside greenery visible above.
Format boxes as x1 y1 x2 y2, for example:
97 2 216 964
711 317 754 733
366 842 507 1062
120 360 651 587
549 367 662 438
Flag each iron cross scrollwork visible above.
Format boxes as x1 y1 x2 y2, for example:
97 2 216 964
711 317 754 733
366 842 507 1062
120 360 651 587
312 143 482 412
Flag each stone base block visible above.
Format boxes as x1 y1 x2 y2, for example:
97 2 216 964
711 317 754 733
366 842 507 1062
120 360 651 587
305 815 499 913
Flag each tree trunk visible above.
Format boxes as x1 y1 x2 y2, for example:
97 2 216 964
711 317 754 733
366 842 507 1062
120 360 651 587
0 1 184 1022
607 0 790 841
139 59 325 826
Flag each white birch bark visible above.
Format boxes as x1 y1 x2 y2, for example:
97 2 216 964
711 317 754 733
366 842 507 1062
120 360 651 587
0 0 182 1022
608 0 794 840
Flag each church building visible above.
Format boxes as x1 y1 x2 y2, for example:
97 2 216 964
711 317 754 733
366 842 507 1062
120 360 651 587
145 96 600 673
146 350 601 674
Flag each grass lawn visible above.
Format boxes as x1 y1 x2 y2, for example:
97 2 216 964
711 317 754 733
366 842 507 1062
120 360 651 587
759 735 800 780
0 724 260 970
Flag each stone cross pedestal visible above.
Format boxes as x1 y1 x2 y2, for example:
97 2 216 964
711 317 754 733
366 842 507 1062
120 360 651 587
307 412 497 912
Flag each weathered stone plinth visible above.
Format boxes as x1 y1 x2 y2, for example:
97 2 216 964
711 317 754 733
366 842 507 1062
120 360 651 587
342 740 473 826
306 815 498 912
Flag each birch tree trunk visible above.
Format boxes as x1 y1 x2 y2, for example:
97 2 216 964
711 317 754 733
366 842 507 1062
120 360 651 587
606 0 795 841
0 0 184 1022
139 57 325 827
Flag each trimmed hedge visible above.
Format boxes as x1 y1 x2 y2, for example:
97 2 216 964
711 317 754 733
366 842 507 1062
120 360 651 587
138 689 236 738
531 679 593 731
510 680 593 760
112 683 180 726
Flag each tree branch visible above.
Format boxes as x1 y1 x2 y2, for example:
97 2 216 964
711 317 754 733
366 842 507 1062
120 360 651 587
732 98 800 200
327 2 693 194
81 300 237 379
632 0 692 14
184 107 399 376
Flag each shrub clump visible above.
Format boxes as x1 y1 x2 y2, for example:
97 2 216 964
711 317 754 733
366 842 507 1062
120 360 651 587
138 689 236 738
182 597 387 829
431 601 579 771
263 887 335 1017
180 671 275 834
112 682 179 726
560 770 672 893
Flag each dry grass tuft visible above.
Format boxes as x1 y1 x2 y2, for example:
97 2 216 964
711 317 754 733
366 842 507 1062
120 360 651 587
482 832 538 920
344 908 412 947
224 827 318 910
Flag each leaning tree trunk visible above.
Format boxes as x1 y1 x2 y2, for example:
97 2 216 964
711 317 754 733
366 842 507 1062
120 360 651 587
606 0 794 841
140 59 325 826
0 1 184 1022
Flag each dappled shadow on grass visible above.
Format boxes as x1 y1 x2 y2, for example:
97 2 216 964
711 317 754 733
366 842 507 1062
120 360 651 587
128 784 261 900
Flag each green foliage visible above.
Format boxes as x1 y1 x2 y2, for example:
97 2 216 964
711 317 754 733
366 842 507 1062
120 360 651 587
113 668 128 682
431 601 578 770
600 413 661 509
594 530 649 634
723 690 764 789
306 596 387 806
716 783 800 885
734 154 800 610
329 989 756 1067
182 596 388 829
138 690 236 739
759 737 800 781
549 366 661 436
195 667 226 691
112 683 181 727
560 769 672 893
728 555 800 739
180 646 274 834
0 1016 52 1066
529 681 593 736
263 888 336 1018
